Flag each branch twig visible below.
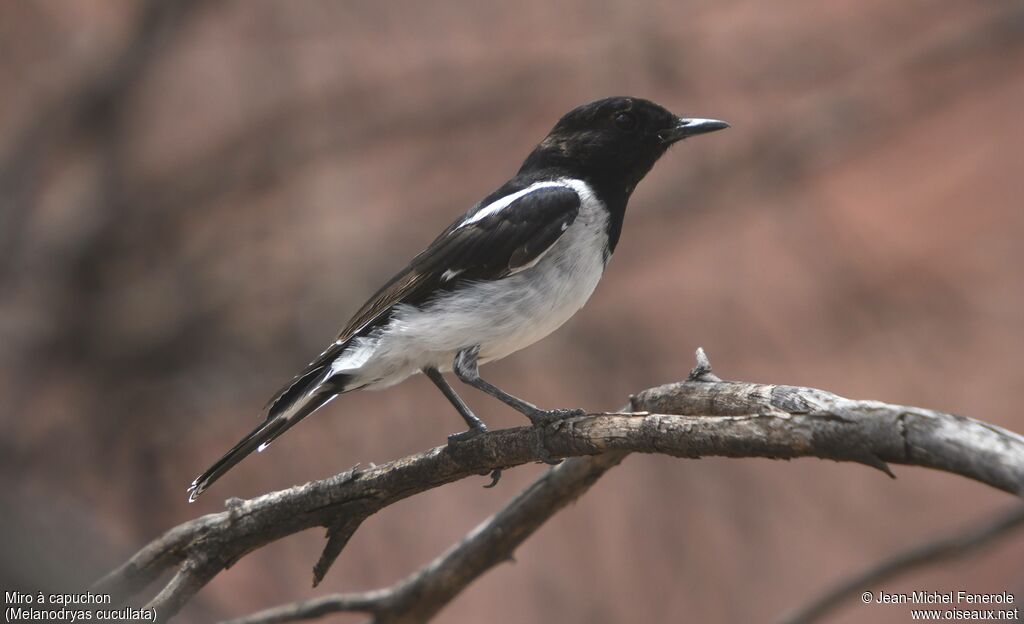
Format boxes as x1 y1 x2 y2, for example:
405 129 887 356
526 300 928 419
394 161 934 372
224 452 628 624
94 351 1024 622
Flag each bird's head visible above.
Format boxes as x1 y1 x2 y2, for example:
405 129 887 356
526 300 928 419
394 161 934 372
522 96 728 195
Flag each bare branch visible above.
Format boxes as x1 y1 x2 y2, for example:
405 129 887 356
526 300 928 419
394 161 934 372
144 556 220 619
225 452 628 624
95 353 1024 622
313 514 367 588
224 590 390 624
779 505 1024 624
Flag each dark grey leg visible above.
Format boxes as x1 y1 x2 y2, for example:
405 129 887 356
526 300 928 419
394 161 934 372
423 366 488 442
452 346 583 425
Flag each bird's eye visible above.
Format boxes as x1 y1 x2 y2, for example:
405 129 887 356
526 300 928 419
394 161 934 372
613 111 637 130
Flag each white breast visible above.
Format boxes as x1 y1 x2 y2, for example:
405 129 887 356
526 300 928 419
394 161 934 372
338 178 609 389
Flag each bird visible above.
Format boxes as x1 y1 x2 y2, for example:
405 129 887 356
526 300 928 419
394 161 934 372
187 96 728 502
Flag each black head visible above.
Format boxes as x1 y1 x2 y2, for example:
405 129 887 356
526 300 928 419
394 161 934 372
521 96 728 197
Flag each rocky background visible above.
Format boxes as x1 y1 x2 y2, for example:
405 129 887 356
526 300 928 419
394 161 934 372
1 1 1022 622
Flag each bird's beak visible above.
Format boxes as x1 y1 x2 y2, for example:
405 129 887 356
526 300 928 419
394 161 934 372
658 117 730 143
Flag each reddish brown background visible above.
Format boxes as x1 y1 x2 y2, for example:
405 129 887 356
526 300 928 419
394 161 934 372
1 1 1022 622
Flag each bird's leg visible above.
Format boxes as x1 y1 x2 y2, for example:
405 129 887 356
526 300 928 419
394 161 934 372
423 367 488 443
453 346 584 426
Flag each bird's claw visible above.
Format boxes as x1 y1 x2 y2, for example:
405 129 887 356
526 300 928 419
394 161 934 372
525 408 581 464
447 425 487 445
538 453 563 466
482 469 502 488
527 407 585 426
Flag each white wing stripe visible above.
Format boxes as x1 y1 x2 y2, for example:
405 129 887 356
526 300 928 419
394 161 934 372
458 180 571 228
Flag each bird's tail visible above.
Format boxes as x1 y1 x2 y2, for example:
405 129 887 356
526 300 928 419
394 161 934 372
187 363 350 502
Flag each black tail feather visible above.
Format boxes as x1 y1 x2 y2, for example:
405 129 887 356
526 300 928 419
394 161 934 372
264 341 349 413
188 371 348 502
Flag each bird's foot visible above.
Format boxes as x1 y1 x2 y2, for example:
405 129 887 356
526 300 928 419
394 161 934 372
537 451 562 466
524 408 583 465
447 424 488 445
482 468 502 488
526 407 585 426
529 434 563 465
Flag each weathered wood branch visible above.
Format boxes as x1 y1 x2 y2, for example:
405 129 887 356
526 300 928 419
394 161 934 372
224 452 629 624
94 351 1024 622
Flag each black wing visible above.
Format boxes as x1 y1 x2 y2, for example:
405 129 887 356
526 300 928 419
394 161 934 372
336 182 582 342
264 182 581 413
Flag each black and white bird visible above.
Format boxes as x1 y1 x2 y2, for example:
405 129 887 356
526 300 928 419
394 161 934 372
188 96 728 501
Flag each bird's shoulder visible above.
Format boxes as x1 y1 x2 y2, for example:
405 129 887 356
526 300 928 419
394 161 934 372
336 174 586 343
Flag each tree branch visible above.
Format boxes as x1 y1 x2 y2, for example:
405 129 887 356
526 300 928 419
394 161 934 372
224 452 628 624
779 504 1024 624
94 351 1024 622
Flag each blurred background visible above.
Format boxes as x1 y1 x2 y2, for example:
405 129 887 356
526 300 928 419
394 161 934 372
2 1 1023 622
